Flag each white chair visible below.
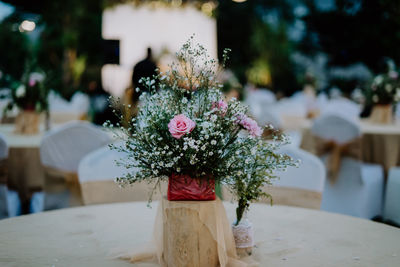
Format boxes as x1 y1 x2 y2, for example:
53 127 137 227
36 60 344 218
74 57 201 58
246 89 276 126
78 143 165 205
70 92 90 115
0 134 9 219
275 99 307 148
383 167 400 226
40 121 112 210
49 91 90 123
276 98 308 118
321 97 361 119
312 113 384 219
257 106 282 129
269 147 326 209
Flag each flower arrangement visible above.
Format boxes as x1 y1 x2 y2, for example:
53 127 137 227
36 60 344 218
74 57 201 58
109 37 296 224
6 70 48 113
369 69 400 105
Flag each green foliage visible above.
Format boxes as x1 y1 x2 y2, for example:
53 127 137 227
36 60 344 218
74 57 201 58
229 127 298 225
0 14 30 80
249 21 297 95
217 0 299 96
302 0 400 71
36 0 103 98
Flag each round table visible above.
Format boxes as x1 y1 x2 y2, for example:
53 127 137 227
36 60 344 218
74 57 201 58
0 124 47 213
299 119 400 173
0 201 399 266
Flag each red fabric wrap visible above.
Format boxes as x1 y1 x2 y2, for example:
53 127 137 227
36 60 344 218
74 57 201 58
167 173 216 201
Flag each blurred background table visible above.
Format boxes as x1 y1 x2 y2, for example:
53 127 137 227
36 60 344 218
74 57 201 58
0 201 399 267
300 119 400 173
0 124 46 212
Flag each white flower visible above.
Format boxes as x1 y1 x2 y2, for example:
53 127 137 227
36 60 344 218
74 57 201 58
176 167 181 172
205 135 209 140
29 72 45 82
385 84 393 93
210 115 218 122
15 85 26 98
182 97 188 104
211 140 217 145
209 152 214 156
218 150 222 154
201 145 206 151
374 75 383 85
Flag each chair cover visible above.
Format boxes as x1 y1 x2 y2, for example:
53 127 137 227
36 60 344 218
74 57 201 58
269 147 326 209
312 113 360 144
246 89 276 126
78 143 166 205
383 167 400 225
48 91 90 123
276 98 308 118
40 121 112 172
312 114 384 219
257 106 282 129
0 134 8 160
321 98 361 119
70 92 90 114
0 134 8 218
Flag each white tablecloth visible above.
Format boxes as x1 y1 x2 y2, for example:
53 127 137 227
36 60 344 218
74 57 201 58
0 201 399 266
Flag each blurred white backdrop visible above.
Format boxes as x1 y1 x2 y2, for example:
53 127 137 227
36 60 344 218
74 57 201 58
102 4 217 96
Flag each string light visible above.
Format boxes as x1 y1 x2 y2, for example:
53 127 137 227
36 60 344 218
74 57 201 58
19 20 35 32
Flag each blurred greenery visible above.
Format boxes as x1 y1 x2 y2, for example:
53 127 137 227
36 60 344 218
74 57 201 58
36 0 103 99
2 0 400 99
302 0 400 72
217 0 298 96
0 13 30 80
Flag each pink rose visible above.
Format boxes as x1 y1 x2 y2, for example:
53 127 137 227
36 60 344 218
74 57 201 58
237 114 262 137
28 78 36 87
212 100 228 114
168 114 196 139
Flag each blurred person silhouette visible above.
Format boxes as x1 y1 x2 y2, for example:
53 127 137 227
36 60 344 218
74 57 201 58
131 47 158 98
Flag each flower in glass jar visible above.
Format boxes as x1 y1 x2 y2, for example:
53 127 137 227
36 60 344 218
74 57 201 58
168 114 196 139
236 114 262 137
15 85 26 98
